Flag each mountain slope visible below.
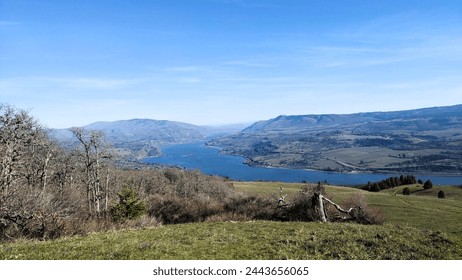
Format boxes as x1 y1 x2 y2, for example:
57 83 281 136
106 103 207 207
84 119 206 143
243 104 462 133
210 105 462 174
50 119 212 162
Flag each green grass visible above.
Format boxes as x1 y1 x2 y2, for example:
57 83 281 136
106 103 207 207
233 181 306 195
1 221 460 260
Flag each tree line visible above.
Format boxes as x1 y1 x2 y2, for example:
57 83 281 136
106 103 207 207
361 175 418 192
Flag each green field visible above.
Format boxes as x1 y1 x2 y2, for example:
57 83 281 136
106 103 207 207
1 182 461 260
234 182 462 244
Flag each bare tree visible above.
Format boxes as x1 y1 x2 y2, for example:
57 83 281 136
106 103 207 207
0 104 56 195
0 104 61 238
70 127 110 216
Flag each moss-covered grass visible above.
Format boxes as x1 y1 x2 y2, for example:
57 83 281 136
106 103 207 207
1 221 460 260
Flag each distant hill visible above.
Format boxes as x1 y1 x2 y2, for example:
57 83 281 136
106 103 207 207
210 105 462 174
243 104 462 133
50 119 245 162
84 119 207 143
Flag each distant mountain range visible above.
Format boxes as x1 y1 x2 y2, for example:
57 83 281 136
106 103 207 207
209 104 462 174
50 104 462 173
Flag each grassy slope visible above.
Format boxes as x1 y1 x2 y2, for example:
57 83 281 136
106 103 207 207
234 182 462 244
1 182 461 260
369 185 462 240
1 221 460 260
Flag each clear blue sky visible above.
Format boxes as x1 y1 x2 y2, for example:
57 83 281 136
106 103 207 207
1 0 462 128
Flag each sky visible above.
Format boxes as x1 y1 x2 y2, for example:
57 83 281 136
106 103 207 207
1 0 462 128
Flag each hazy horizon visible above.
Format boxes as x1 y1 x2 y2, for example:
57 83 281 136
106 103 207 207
40 103 460 130
2 0 462 128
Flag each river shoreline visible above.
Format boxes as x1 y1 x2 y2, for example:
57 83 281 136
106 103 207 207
213 149 462 177
242 160 462 177
145 142 462 185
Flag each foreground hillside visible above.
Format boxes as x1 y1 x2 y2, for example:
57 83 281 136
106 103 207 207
2 182 461 260
1 221 460 260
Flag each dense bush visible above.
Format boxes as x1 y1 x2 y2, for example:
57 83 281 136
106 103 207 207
148 195 223 224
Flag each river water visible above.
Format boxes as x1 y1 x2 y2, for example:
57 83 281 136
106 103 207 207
144 142 462 186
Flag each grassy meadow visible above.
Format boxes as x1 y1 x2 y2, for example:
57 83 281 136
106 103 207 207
1 221 460 260
1 181 461 260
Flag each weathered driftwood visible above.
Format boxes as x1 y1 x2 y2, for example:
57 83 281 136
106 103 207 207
312 193 327 222
313 193 360 222
276 187 288 208
276 187 361 222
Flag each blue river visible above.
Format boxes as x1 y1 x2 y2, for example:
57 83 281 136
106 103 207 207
144 142 462 186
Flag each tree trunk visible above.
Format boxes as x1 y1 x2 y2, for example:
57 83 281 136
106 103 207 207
105 168 109 213
312 193 327 222
312 193 360 222
41 150 52 193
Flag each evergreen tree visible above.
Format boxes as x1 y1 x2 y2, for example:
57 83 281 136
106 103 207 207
111 186 146 222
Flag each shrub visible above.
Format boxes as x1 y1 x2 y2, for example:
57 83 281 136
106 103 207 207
0 188 74 240
277 184 326 222
402 187 411 195
438 190 445 199
342 193 384 225
111 187 146 222
223 194 280 220
148 195 223 224
282 192 317 222
423 180 433 190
